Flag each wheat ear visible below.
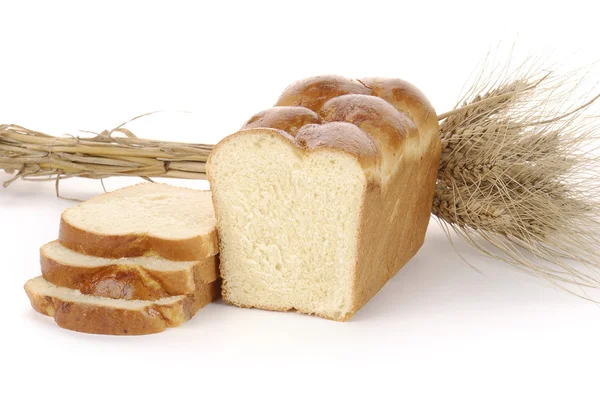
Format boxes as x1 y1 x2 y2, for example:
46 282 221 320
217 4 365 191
433 59 600 291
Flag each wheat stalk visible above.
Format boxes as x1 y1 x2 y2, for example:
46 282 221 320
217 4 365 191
433 59 600 291
0 121 213 190
2 63 599 292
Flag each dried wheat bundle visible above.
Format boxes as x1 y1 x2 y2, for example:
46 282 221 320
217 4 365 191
0 115 213 189
1 61 599 292
434 59 600 291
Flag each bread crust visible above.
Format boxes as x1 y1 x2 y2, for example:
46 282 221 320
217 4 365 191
296 122 377 158
59 208 219 262
276 75 371 111
209 75 442 321
359 77 438 131
40 242 219 301
349 78 440 315
25 278 221 335
241 106 321 135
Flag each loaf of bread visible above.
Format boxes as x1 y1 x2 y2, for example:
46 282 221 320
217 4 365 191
59 183 218 261
25 276 220 335
41 241 219 300
207 76 441 321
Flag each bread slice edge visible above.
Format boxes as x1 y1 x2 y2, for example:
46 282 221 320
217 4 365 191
24 276 221 335
59 217 218 261
40 240 219 299
59 183 218 261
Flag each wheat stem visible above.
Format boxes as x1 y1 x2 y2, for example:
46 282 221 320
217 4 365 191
0 123 213 185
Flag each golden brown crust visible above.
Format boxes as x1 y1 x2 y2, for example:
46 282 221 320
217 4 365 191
243 79 422 176
359 77 438 131
295 122 377 158
348 79 441 316
40 247 219 301
59 217 218 262
42 257 169 300
320 94 419 148
350 142 440 314
25 279 221 335
318 94 420 183
241 106 321 136
275 75 371 112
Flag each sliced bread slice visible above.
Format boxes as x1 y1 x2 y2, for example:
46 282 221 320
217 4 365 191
59 183 218 261
24 276 221 335
41 240 219 301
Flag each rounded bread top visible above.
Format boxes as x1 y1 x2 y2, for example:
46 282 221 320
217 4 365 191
275 75 371 112
239 75 440 182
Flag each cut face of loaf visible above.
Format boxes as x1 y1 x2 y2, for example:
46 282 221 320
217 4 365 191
209 131 366 320
59 183 218 261
40 241 219 301
207 76 441 321
24 276 221 335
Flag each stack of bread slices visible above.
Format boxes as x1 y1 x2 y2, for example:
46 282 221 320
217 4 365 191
24 183 221 335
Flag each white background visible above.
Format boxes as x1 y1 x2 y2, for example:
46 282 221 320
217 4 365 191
1 1 599 400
